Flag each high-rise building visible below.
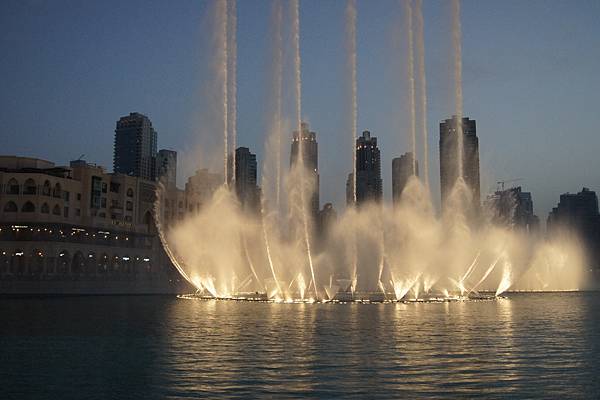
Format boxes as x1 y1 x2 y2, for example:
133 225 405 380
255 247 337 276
184 169 222 214
392 152 418 206
114 112 157 181
547 187 600 269
439 115 480 212
234 147 260 212
157 149 177 189
546 187 600 269
317 202 337 239
350 130 382 206
290 122 319 218
484 186 539 232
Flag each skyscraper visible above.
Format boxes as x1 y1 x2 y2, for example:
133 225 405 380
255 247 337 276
351 130 382 206
439 115 480 212
157 149 177 189
114 112 157 181
290 122 319 218
234 147 260 212
392 152 418 206
547 187 600 269
484 186 539 232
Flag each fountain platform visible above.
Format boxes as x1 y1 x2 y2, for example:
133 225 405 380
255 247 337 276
177 291 501 304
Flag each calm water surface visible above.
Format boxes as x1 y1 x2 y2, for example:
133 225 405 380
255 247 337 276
1 293 599 399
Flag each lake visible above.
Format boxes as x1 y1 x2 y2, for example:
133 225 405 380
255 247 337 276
1 293 599 399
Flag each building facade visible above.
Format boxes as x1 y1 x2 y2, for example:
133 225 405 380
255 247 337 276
290 122 319 218
0 156 188 294
114 112 158 181
484 186 539 232
352 130 382 206
547 187 600 269
392 152 418 206
157 149 177 189
439 115 480 213
234 147 260 212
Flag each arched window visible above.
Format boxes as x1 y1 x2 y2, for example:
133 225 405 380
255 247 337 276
52 205 61 215
11 250 25 275
23 179 36 195
98 253 109 274
31 249 44 275
21 202 35 212
72 252 85 274
41 203 50 214
126 188 134 197
6 178 19 195
42 181 51 196
126 201 133 211
57 251 70 274
3 201 18 212
52 183 62 198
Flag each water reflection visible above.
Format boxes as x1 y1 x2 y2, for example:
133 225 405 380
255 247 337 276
0 293 599 399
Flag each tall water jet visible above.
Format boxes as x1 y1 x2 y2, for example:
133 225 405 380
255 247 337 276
346 0 358 204
227 0 238 184
415 0 429 188
405 0 417 176
345 0 359 293
452 0 464 178
273 0 284 211
219 0 229 186
291 0 318 299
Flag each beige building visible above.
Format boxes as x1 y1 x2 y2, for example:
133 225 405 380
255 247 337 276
0 156 188 294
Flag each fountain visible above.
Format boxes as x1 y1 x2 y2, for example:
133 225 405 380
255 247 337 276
160 0 586 304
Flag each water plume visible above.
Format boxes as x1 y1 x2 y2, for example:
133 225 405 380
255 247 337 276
404 0 417 176
154 0 588 303
414 0 429 188
227 0 237 184
346 0 358 203
291 0 318 299
452 0 464 178
218 0 229 186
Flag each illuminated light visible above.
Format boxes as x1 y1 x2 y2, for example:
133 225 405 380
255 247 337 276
88 254 94 258
115 236 118 240
122 257 130 261
143 258 150 262
59 253 65 257
15 252 24 256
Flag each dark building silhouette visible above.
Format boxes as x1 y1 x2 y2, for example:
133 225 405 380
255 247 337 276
114 112 157 181
234 147 260 212
392 152 418 206
484 186 539 232
290 122 319 218
547 187 600 269
317 202 337 238
439 115 480 212
157 149 177 189
349 130 382 206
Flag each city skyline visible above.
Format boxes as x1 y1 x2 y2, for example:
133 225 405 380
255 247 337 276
1 0 599 222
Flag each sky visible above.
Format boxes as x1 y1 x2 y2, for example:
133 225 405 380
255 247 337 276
1 0 599 221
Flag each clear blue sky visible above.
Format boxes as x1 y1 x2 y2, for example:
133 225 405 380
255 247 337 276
1 0 599 220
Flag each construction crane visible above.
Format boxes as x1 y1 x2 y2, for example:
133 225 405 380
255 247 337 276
496 178 523 191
